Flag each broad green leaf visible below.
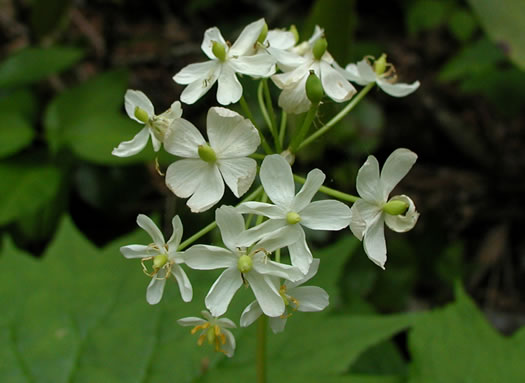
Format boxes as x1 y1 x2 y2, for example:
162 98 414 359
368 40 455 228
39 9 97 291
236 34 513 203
0 161 61 225
0 114 34 158
0 47 83 88
408 284 525 382
467 0 525 70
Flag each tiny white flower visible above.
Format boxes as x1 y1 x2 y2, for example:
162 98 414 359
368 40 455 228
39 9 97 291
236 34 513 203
338 54 420 97
184 205 303 318
112 90 183 157
164 107 260 213
238 154 352 274
240 258 329 333
178 310 237 357
120 214 192 304
173 18 276 105
350 148 419 269
271 26 356 114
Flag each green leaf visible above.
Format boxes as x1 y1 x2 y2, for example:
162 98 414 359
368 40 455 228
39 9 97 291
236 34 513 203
0 47 83 88
408 284 525 382
405 0 451 36
0 114 34 158
467 0 525 70
0 161 61 225
448 8 477 42
0 89 38 121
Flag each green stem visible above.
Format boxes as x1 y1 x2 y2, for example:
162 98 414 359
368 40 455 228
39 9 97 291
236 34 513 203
257 81 279 152
290 104 318 152
178 186 264 250
250 153 266 160
297 82 375 151
279 111 287 149
263 79 281 152
240 95 272 154
256 315 267 383
293 174 359 203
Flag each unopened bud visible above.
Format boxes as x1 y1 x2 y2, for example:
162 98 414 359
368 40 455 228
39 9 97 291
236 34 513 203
212 41 227 61
286 211 301 225
198 144 217 163
237 255 253 273
257 23 268 44
305 71 323 104
153 254 168 269
134 106 149 124
383 200 408 215
290 25 299 43
312 37 327 60
374 54 388 75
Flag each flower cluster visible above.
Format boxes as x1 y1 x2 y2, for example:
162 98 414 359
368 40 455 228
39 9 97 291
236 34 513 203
114 18 420 358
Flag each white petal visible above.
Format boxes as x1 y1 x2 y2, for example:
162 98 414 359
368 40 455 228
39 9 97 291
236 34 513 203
229 54 276 78
292 168 325 212
229 18 265 56
137 214 165 248
267 47 305 72
237 218 287 248
218 158 257 198
320 61 356 103
167 215 183 250
384 195 419 233
291 286 329 312
244 273 285 317
256 224 301 253
222 329 236 358
236 201 286 220
363 215 387 269
205 267 243 317
171 264 193 302
186 164 224 213
349 202 368 240
287 258 320 288
165 159 208 198
120 244 156 259
177 317 207 327
300 200 352 231
173 61 218 85
216 205 245 251
269 317 287 333
356 59 378 83
351 199 382 228
271 62 311 89
217 317 236 329
163 118 205 158
149 131 161 152
216 64 243 105
288 227 312 274
266 30 296 50
276 73 311 114
341 62 369 85
201 27 227 60
307 25 324 45
178 63 221 105
377 79 420 97
207 107 260 157
253 259 304 282
380 148 418 198
240 300 263 328
162 100 183 120
184 245 237 270
112 127 150 157
356 154 383 202
124 90 154 122
260 154 295 209
146 273 166 305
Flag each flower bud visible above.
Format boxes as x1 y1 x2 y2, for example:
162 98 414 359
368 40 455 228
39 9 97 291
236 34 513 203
290 25 299 43
134 106 149 124
153 253 168 269
212 41 227 61
305 71 323 104
383 200 408 215
198 144 217 163
374 54 388 75
257 23 268 44
312 37 327 60
237 255 253 273
286 211 301 225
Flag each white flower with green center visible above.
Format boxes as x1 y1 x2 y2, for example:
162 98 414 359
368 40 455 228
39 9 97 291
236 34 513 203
271 26 356 114
163 107 260 213
350 148 420 269
253 26 303 72
112 90 183 157
178 310 237 358
119 214 192 305
173 18 276 105
338 54 420 97
183 205 303 318
240 258 329 333
237 154 352 274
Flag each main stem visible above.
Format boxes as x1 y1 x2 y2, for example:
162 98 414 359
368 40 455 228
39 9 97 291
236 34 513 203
256 315 267 383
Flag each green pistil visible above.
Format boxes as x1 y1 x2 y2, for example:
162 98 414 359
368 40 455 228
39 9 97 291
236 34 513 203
153 253 168 269
286 211 301 225
312 37 327 60
212 41 227 61
374 54 388 75
198 144 217 163
134 106 149 123
237 255 253 273
383 200 408 215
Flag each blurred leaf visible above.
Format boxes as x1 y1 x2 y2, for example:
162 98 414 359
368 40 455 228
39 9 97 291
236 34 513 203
467 0 525 70
31 0 71 39
0 47 83 88
435 241 464 287
0 161 61 225
0 89 38 121
406 0 451 36
407 284 525 382
0 114 34 158
438 38 505 82
350 340 407 376
448 8 477 42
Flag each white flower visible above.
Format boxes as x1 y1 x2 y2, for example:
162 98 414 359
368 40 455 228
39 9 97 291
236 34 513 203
240 258 329 333
164 107 260 213
256 28 302 72
238 154 352 274
271 26 356 114
178 310 237 357
350 148 419 269
184 205 304 317
112 90 183 157
120 214 192 305
173 18 276 105
338 55 420 97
